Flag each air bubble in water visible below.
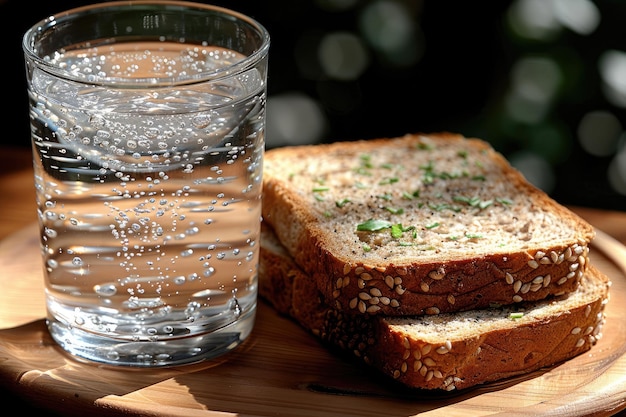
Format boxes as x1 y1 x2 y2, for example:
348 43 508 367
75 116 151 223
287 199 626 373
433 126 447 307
72 257 84 266
191 113 211 129
94 283 117 297
106 351 120 361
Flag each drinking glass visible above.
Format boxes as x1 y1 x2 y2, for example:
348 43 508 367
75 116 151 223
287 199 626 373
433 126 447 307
22 1 269 366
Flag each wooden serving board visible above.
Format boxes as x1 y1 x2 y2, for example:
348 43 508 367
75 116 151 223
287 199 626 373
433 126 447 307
1 223 625 417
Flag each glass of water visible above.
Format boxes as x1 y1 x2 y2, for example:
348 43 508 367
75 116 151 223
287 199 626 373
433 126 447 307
22 1 269 367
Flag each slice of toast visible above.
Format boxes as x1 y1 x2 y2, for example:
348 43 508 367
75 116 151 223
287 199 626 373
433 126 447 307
259 223 610 391
262 133 595 315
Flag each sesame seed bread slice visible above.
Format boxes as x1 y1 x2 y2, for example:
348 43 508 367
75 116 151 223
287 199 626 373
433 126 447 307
262 133 595 316
259 223 610 391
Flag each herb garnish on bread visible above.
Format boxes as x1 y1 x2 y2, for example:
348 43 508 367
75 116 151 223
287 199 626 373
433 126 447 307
262 133 595 316
259 223 610 391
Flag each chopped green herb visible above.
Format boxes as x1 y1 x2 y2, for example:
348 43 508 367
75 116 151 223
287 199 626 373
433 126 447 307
335 198 351 208
357 219 392 232
362 243 372 252
385 207 404 215
377 193 393 201
509 312 524 320
391 224 403 238
496 197 513 206
379 177 399 185
425 222 440 229
312 186 329 192
457 150 468 158
465 232 484 239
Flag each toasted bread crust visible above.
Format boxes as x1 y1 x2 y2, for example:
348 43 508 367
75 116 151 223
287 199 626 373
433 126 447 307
259 224 610 391
262 133 595 315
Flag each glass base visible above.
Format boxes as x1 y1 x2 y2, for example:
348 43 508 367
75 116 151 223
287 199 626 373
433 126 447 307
47 305 256 367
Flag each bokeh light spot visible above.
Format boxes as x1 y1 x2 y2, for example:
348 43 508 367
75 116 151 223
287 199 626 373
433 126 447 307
318 32 369 81
577 110 622 157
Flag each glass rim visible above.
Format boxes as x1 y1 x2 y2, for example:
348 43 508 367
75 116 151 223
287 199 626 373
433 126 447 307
22 0 271 87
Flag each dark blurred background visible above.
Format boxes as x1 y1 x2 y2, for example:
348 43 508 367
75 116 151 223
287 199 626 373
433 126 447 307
3 0 626 211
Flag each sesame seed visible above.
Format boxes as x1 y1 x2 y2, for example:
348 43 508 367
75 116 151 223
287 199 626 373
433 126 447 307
543 274 551 287
370 288 382 297
447 294 456 305
343 263 352 275
565 247 572 260
528 260 539 269
384 275 394 289
571 327 581 334
513 280 522 293
414 360 423 371
428 270 445 280
575 338 585 348
505 273 514 285
425 307 440 315
513 295 523 302
423 357 436 367
366 305 380 313
402 337 410 349
360 272 373 281
420 282 430 292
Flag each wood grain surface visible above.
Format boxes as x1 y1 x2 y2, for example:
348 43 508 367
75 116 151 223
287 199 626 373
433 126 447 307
0 148 625 416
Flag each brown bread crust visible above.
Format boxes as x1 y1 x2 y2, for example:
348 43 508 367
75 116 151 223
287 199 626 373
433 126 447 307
259 224 610 391
262 133 595 315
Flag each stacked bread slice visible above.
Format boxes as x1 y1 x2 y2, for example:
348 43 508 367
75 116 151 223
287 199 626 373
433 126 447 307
258 132 610 391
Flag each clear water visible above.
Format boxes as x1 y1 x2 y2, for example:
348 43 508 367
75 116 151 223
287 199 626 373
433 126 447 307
28 42 265 366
